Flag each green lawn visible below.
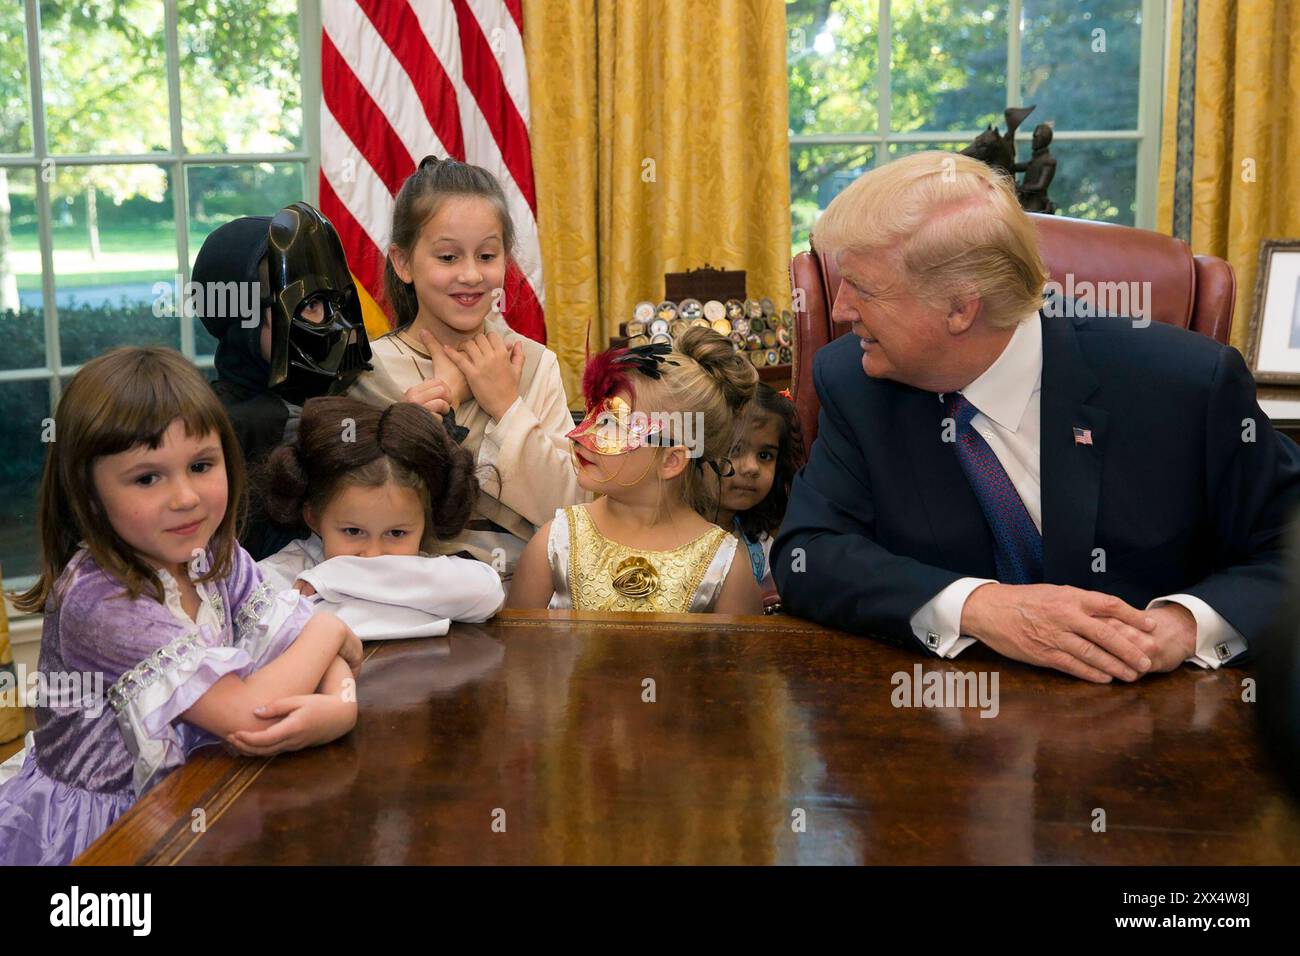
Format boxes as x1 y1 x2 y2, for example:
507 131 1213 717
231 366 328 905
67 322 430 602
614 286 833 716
8 222 211 289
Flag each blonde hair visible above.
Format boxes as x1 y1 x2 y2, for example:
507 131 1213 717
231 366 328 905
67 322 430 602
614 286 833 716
630 327 758 517
815 151 1049 329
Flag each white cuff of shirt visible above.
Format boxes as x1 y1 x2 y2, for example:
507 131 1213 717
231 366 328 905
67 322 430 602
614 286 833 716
477 396 526 470
909 577 997 658
1146 593 1247 669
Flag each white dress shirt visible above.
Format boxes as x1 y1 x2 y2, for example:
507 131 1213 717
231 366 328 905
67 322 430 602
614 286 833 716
907 313 1247 669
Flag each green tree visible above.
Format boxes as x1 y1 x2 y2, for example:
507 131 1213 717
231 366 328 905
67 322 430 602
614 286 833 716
787 0 1144 247
1 2 33 310
0 0 302 311
37 1 171 259
178 0 302 154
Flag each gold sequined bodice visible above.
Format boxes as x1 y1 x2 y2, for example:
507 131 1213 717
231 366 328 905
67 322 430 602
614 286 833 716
564 505 731 612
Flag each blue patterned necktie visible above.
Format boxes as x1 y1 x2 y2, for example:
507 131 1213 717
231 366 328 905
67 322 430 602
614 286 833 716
946 392 1043 585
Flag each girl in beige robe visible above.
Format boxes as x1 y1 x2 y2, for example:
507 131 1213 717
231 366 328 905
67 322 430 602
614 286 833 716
349 157 588 578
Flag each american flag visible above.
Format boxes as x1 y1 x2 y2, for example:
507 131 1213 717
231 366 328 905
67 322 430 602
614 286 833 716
1073 426 1094 446
318 0 546 342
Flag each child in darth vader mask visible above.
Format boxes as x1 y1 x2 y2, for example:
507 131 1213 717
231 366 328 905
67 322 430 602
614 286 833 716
193 201 373 559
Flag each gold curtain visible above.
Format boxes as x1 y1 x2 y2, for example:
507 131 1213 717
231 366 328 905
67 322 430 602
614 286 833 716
1157 0 1300 353
524 0 792 404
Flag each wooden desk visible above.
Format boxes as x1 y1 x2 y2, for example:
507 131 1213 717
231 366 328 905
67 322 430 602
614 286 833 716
77 610 1300 865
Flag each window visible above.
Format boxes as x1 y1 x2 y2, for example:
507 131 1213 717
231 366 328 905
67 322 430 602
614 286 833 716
0 0 319 582
787 0 1165 254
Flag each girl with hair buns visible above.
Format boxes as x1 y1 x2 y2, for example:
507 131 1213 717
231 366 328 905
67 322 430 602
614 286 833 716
257 396 505 639
349 156 587 579
507 328 763 614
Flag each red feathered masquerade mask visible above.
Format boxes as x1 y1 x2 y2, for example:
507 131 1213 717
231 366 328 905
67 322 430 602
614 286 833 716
568 343 677 455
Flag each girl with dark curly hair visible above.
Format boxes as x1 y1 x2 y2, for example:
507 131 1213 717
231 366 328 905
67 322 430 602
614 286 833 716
257 396 504 638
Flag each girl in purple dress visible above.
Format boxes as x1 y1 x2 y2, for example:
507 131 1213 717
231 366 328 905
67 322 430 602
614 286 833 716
0 347 363 865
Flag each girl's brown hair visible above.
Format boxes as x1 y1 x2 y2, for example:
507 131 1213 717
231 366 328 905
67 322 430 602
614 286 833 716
13 347 246 613
258 396 478 548
632 327 759 517
384 155 517 330
734 383 806 540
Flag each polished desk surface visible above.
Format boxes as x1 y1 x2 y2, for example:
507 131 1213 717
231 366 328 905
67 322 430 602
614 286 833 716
77 610 1300 865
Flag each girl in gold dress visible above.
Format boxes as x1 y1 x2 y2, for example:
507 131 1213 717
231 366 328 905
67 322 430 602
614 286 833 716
507 328 762 614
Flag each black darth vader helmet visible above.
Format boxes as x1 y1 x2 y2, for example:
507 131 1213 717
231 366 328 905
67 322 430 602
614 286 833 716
265 202 372 405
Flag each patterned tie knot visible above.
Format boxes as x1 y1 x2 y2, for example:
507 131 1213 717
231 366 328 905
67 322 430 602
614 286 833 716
946 392 979 430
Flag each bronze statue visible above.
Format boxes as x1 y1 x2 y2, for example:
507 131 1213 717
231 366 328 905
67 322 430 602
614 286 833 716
1015 123 1057 214
960 105 1058 214
959 105 1037 178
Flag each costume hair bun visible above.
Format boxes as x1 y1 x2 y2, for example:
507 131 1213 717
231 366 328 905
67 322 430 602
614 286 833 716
674 325 758 410
259 443 311 526
373 401 479 538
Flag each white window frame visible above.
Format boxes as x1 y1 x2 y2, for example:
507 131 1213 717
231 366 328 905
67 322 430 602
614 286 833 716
789 0 1167 230
0 0 323 593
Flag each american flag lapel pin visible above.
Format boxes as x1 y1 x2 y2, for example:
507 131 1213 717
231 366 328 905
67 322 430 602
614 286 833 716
1073 426 1094 446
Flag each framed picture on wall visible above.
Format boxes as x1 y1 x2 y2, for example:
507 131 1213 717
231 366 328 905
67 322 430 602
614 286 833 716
1246 239 1300 389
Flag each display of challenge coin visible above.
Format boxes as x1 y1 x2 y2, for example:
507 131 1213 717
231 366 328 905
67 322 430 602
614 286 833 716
779 346 793 364
710 318 732 336
655 301 678 322
729 331 746 347
678 298 704 320
627 334 651 348
733 316 751 336
780 308 793 325
670 319 688 338
724 299 745 321
776 325 791 347
703 300 726 323
745 333 762 351
760 297 776 317
749 316 767 334
650 332 673 346
649 318 670 337
626 320 647 338
689 317 711 329
761 329 778 348
748 351 767 367
744 299 763 320
633 301 656 323
765 348 780 366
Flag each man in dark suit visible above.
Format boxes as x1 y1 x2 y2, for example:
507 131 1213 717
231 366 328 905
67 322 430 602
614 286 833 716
774 152 1300 682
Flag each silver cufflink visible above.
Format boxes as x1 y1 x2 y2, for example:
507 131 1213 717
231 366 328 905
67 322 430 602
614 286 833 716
927 632 940 649
1215 642 1231 661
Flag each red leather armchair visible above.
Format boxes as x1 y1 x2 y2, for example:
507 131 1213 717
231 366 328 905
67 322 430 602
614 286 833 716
788 213 1237 455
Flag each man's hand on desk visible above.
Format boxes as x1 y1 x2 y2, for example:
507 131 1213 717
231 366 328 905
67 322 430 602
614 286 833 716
1101 603 1197 674
960 583 1159 684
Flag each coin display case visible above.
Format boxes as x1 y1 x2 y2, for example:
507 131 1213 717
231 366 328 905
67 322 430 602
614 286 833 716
610 267 793 387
